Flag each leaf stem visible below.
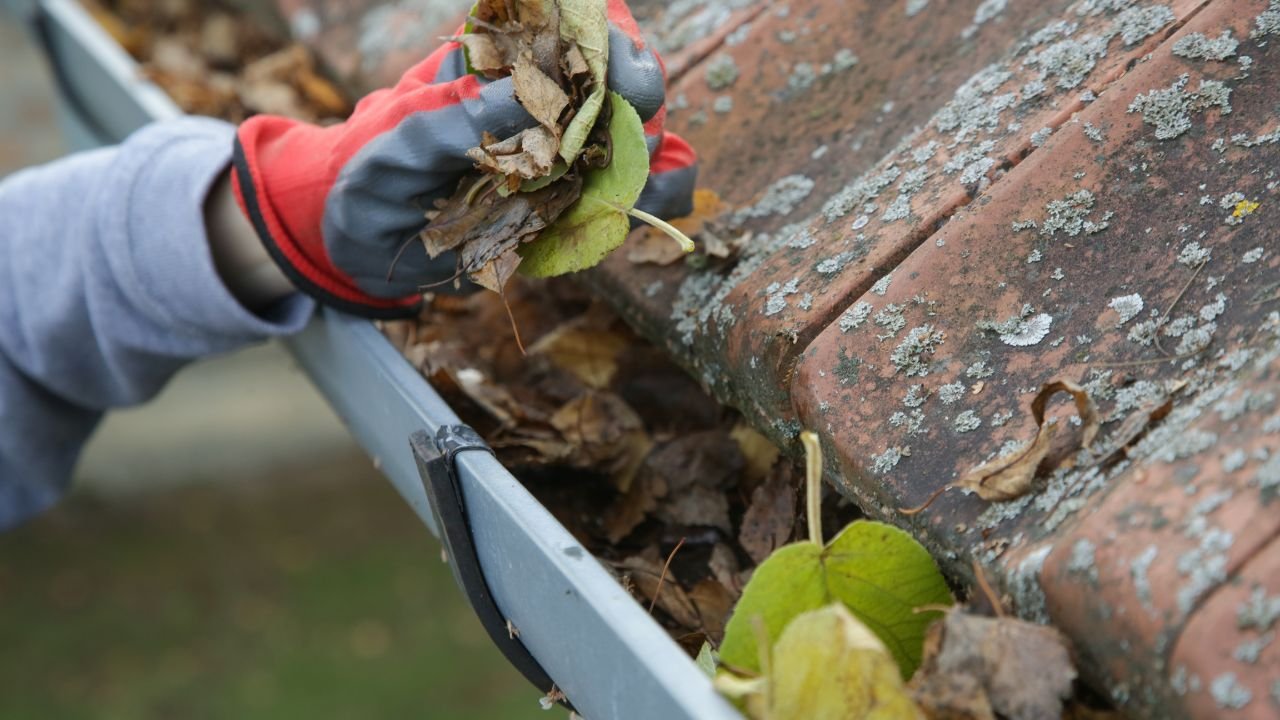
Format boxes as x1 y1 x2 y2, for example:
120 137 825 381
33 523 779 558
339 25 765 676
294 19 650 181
801 431 822 546
586 196 696 253
625 207 696 253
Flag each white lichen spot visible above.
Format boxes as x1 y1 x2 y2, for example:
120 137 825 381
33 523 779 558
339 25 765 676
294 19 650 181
1030 126 1054 147
871 273 894 296
875 304 908 338
704 53 740 90
1112 5 1175 46
1178 240 1212 266
966 361 995 379
1238 586 1280 631
788 62 817 91
1002 313 1054 347
903 384 928 408
871 447 907 474
735 175 815 221
1109 293 1145 325
1210 672 1252 710
1199 293 1227 323
1130 545 1159 613
1025 32 1109 90
953 410 982 433
891 325 946 377
838 301 873 332
1233 632 1273 664
713 95 734 114
1252 0 1280 39
1128 74 1233 141
1176 527 1233 615
1067 539 1099 583
1083 122 1105 142
762 277 801 317
1222 449 1248 473
905 0 929 17
939 382 967 404
1040 190 1112 237
833 48 859 72
1009 545 1053 623
1242 247 1265 264
1172 30 1239 61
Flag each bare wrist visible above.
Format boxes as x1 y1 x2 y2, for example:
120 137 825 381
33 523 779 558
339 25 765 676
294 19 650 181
205 169 296 311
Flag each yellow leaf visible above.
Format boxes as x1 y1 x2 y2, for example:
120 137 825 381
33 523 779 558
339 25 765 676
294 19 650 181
718 604 923 720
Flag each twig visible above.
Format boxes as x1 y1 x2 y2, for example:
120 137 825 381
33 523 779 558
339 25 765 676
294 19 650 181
499 289 527 355
648 536 687 615
898 484 950 516
1153 260 1206 358
386 234 421 282
972 559 1005 617
800 431 823 545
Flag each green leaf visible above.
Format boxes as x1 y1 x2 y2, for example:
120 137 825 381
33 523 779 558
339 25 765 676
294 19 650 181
556 0 609 163
695 642 719 678
719 520 952 680
517 91 649 277
559 87 606 164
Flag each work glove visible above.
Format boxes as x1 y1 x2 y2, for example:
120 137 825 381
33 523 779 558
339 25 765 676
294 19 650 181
231 0 698 318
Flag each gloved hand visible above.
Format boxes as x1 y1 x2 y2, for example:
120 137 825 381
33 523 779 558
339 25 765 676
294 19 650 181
232 0 698 318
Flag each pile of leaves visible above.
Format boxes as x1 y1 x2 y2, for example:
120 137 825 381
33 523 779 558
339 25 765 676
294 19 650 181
86 0 350 123
419 0 690 300
381 280 838 650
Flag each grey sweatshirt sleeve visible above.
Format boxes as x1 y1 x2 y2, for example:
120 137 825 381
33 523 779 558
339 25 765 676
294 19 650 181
0 117 316 528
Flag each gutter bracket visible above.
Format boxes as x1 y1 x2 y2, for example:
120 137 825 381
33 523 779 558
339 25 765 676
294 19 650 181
410 426 571 710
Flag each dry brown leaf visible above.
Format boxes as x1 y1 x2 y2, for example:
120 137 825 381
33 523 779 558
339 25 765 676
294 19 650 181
909 610 1076 720
601 472 667 543
730 423 781 483
86 4 150 57
620 552 700 629
658 485 732 533
513 53 570 133
954 379 1098 503
422 172 581 277
550 391 652 490
689 579 735 640
1097 396 1173 465
528 322 630 389
198 13 239 66
563 42 590 78
467 125 561 180
295 70 351 117
738 468 796 565
469 249 523 293
626 232 688 266
709 543 746 595
955 423 1059 502
627 189 728 265
551 391 644 448
457 33 508 73
645 432 746 494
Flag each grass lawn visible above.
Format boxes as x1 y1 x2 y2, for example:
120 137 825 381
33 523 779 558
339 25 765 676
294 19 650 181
0 454 542 720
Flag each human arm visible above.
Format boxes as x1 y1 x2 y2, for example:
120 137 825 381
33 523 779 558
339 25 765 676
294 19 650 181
0 118 314 528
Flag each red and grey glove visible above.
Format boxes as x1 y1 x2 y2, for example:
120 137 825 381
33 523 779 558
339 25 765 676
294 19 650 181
232 0 698 318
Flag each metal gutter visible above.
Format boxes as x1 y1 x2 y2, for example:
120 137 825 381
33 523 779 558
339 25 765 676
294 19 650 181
9 2 741 716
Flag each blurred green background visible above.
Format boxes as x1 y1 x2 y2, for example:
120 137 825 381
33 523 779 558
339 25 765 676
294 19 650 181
0 16 537 719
